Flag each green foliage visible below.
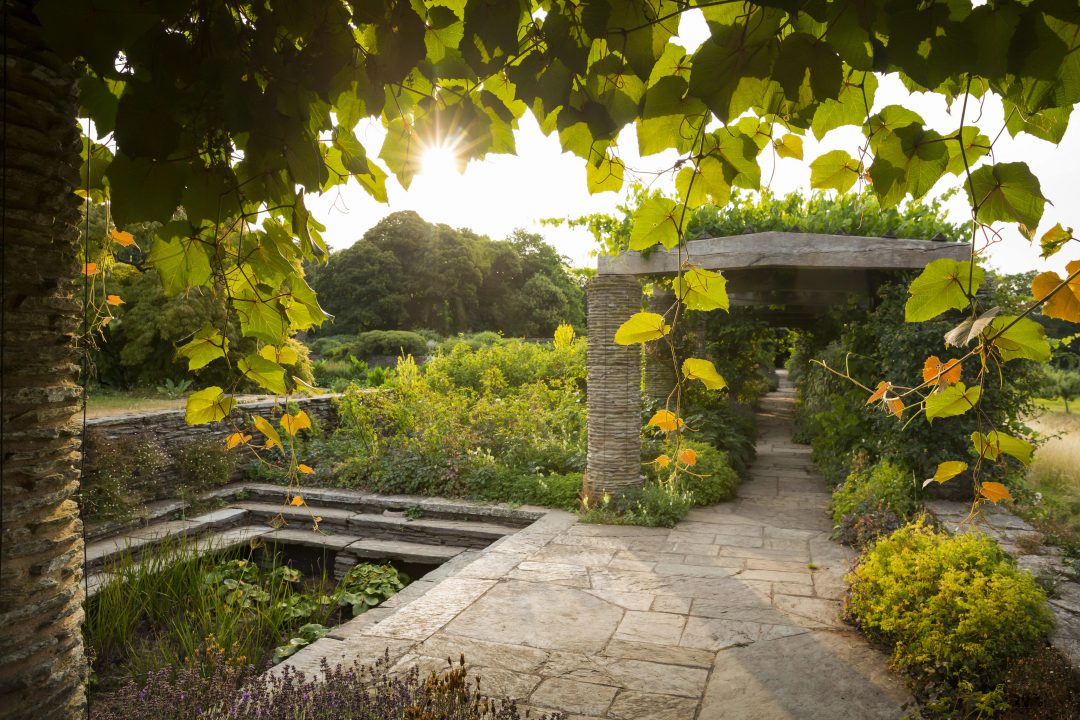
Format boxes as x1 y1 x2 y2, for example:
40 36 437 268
846 519 1055 714
86 538 409 687
81 430 168 523
679 384 758 477
353 330 430 359
311 214 584 338
831 458 918 547
700 307 790 405
580 482 694 529
173 436 236 496
687 189 966 243
672 439 740 506
792 281 1041 490
318 342 587 501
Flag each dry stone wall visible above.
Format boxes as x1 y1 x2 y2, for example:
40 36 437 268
84 395 339 507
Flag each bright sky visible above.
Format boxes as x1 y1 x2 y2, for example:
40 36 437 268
308 12 1080 277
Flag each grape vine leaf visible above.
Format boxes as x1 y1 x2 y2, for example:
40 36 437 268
673 268 729 312
176 324 229 371
924 382 981 422
971 431 1034 465
239 353 287 395
987 316 1051 362
185 387 235 425
905 258 984 322
682 358 727 391
614 312 670 345
629 197 682 251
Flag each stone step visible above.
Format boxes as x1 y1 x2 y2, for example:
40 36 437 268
85 524 272 596
233 501 518 549
85 508 251 572
334 539 468 578
238 483 540 527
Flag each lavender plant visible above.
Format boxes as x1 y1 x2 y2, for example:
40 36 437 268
91 644 563 720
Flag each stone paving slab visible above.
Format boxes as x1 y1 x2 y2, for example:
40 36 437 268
270 375 911 718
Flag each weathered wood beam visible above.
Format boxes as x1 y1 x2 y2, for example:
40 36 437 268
598 232 970 276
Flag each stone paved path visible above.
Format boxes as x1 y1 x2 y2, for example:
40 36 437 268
283 374 912 718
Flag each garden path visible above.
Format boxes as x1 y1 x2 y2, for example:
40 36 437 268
281 372 913 719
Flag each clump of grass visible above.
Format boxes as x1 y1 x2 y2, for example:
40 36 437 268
1025 412 1080 538
86 537 407 694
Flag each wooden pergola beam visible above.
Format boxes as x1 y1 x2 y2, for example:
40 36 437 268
598 232 970 276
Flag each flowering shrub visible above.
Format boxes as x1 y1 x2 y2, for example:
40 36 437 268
90 645 563 720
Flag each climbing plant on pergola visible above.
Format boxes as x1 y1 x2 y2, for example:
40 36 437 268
2 1 1079 717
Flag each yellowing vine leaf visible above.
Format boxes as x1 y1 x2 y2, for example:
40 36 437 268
682 358 727 390
654 454 671 468
924 460 968 487
253 414 282 451
1040 223 1073 259
678 447 697 466
773 133 803 160
259 344 300 365
886 397 904 419
184 386 235 425
225 432 251 450
629 197 682 251
866 381 891 404
290 495 305 507
298 463 314 474
925 382 981 422
280 410 311 436
82 262 99 276
614 312 670 345
922 356 962 390
1031 261 1080 322
110 228 137 247
673 268 729 312
106 294 124 306
648 409 683 432
239 353 287 395
978 481 1012 504
971 431 1034 465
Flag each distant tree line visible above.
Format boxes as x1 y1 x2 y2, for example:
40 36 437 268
309 211 585 338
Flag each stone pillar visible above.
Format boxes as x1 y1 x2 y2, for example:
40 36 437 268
643 289 676 405
1 5 88 718
586 275 643 498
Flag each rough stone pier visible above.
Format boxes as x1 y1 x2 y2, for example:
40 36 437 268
280 374 912 719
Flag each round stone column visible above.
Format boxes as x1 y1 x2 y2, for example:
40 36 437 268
586 275 643 498
643 288 676 406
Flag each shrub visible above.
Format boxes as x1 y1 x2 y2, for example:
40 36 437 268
643 438 740 507
174 436 237 495
580 482 694 528
831 458 918 527
846 519 1054 712
353 330 428 358
91 645 563 720
82 430 169 522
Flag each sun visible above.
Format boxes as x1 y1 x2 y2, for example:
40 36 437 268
419 142 462 179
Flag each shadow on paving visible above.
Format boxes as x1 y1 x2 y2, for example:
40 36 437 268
278 372 913 719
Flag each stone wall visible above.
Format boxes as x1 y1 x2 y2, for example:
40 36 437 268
83 395 340 509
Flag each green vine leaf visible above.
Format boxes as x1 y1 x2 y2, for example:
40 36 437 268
925 382 981 422
673 268 729 312
629 197 682 251
809 150 861 193
986 316 1051 362
966 162 1046 239
971 431 1034 465
904 258 985 323
176 324 229 371
239 353 287 395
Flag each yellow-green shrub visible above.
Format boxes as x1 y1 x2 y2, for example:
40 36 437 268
846 519 1054 708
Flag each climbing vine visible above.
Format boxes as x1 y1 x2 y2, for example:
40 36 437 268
37 0 1080 508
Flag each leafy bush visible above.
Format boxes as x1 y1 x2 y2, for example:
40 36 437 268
353 330 429 358
82 430 169 522
322 343 586 500
679 386 757 476
830 457 918 548
792 282 1041 492
91 644 563 720
173 436 237 494
580 481 694 528
846 519 1054 713
643 438 740 506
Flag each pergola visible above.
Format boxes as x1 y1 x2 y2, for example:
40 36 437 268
585 232 971 495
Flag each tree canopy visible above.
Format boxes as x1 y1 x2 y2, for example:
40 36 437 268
39 0 1080 448
309 211 583 337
